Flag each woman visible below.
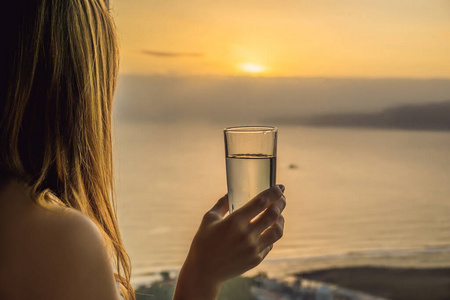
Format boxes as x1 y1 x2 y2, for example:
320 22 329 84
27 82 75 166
0 1 286 299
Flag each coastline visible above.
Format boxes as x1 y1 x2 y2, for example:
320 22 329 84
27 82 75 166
295 266 450 300
133 266 450 299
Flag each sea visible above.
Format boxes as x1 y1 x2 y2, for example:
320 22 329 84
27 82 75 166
112 120 450 286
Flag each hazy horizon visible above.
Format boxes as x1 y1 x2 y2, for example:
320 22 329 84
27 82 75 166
114 75 450 125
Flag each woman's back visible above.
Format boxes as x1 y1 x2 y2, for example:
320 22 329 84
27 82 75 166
0 181 121 300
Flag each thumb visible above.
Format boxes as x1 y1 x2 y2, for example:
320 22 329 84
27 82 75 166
209 194 229 218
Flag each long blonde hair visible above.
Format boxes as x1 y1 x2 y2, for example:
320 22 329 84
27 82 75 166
0 0 134 299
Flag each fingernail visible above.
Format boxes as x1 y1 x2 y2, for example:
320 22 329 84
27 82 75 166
278 184 285 192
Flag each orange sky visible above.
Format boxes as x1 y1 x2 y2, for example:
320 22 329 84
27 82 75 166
112 0 450 77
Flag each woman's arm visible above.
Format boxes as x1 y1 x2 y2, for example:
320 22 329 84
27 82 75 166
173 185 286 300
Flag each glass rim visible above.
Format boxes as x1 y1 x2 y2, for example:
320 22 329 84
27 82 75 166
224 126 277 133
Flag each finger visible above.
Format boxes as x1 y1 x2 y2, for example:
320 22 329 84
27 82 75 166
250 195 286 234
258 215 284 252
258 244 273 262
235 185 284 221
209 194 229 218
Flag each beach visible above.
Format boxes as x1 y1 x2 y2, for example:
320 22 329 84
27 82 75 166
296 266 450 300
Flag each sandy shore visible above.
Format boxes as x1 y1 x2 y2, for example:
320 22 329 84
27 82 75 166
295 266 450 300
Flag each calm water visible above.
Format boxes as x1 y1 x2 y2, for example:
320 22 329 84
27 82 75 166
113 121 450 285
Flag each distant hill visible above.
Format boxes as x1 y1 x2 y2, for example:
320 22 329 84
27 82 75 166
299 101 450 131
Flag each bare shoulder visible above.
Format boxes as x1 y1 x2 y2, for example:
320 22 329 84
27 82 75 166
49 206 109 257
42 205 106 250
22 205 121 300
0 182 122 300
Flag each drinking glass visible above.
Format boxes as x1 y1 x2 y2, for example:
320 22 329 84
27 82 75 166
224 126 278 213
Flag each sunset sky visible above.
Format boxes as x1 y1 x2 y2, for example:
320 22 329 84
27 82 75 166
112 0 450 77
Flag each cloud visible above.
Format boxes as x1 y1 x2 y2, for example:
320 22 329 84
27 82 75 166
142 50 204 58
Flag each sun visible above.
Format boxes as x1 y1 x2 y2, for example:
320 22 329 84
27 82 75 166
239 62 266 74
